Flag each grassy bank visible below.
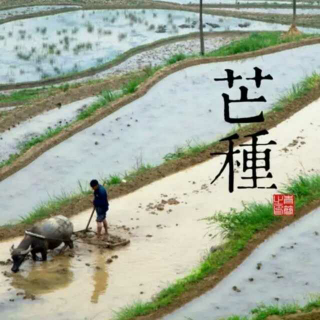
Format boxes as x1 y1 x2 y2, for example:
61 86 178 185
112 174 320 320
1 32 318 171
222 295 320 320
207 31 317 57
17 161 154 225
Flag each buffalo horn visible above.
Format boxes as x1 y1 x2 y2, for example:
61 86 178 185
20 248 32 255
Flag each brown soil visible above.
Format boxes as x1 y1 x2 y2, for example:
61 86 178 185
0 38 319 183
281 24 303 39
0 31 245 132
74 231 130 249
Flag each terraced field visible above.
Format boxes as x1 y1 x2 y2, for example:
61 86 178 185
0 2 320 320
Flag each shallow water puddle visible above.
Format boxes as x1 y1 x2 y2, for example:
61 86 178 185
0 106 16 111
0 44 320 225
1 9 319 84
0 96 98 162
0 237 112 320
0 5 81 21
163 206 320 320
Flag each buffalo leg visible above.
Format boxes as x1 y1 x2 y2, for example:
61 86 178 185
67 240 74 249
40 249 47 261
32 251 41 262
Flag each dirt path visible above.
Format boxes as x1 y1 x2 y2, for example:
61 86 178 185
0 96 319 320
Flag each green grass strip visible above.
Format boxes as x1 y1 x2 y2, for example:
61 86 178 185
207 32 316 58
112 174 320 320
0 126 67 169
220 294 320 320
0 88 45 104
17 161 155 226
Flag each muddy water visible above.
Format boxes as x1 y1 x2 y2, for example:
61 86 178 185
0 97 319 320
0 220 216 320
163 206 320 320
1 44 320 226
0 237 112 320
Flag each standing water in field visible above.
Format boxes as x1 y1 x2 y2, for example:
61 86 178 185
0 96 98 162
163 206 320 320
0 5 82 21
0 44 320 225
0 9 319 84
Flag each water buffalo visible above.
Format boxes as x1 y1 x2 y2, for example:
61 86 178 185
10 215 74 273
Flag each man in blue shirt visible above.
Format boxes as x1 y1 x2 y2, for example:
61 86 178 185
90 179 109 239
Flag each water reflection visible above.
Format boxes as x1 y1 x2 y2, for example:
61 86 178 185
91 251 109 304
10 255 73 296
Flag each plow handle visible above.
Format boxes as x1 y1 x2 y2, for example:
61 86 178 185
85 207 96 231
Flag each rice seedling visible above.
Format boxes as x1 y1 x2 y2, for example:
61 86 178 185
85 22 94 33
118 33 128 41
16 52 32 61
40 27 47 35
72 27 79 34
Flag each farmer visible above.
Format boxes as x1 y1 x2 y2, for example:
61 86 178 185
90 179 109 239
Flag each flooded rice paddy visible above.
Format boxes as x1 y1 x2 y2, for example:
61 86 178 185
0 5 81 21
0 9 217 84
0 96 98 162
1 9 319 84
164 206 320 320
0 44 320 225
